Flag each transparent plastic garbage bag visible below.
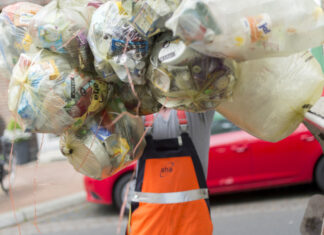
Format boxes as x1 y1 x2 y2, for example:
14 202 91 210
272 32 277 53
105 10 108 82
166 0 324 61
216 51 324 142
28 0 98 71
0 2 42 80
147 32 236 112
8 50 111 134
88 1 151 84
60 109 146 180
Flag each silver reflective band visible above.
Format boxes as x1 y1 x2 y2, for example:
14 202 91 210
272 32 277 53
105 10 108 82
131 188 209 204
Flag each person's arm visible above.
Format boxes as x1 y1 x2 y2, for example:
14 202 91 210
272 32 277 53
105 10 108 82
186 110 215 178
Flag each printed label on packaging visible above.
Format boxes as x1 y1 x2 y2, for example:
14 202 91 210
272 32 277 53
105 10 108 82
91 125 111 141
111 39 149 54
131 2 159 37
243 13 272 43
38 26 66 53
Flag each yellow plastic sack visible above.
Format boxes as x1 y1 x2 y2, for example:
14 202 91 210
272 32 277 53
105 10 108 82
217 51 324 142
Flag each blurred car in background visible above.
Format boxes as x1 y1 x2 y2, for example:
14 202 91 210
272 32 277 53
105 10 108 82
84 113 324 211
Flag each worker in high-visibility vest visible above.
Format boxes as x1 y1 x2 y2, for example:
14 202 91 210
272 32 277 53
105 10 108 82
127 109 214 235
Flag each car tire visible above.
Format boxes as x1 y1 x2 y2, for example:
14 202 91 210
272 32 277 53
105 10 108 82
315 157 324 192
113 173 135 214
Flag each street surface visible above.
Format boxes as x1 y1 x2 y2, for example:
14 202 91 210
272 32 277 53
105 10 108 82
0 184 321 235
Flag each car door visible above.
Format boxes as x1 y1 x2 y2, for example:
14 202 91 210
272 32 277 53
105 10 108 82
250 124 315 183
207 113 255 194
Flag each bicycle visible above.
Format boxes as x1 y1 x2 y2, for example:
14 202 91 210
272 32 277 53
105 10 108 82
0 136 17 194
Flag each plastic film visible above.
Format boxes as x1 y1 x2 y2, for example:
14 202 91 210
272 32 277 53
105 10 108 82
147 32 236 112
0 2 42 80
217 51 324 142
88 1 152 84
60 109 146 180
166 0 324 61
28 0 99 71
8 50 111 134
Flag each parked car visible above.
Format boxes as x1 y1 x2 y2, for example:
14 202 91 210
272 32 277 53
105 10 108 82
84 113 324 211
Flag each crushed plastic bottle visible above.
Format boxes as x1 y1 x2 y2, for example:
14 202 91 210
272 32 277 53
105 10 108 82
88 1 152 84
166 0 324 61
147 32 236 112
216 51 324 142
60 109 146 180
28 0 98 72
8 50 112 134
0 2 42 80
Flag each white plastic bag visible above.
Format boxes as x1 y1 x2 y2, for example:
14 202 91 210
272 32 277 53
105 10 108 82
216 51 324 142
167 0 324 61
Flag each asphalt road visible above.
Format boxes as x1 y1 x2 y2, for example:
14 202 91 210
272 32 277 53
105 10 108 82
1 184 322 235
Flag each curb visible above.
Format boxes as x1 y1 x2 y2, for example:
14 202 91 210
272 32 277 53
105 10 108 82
0 192 86 229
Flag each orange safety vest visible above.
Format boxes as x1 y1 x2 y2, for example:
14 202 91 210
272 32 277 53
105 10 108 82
127 111 213 235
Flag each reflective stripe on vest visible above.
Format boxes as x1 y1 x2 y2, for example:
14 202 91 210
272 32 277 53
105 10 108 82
144 111 188 127
132 188 209 204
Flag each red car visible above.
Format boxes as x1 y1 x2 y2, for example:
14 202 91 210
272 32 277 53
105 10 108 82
84 113 324 210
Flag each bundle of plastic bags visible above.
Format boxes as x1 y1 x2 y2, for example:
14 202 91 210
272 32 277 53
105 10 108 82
88 1 152 84
216 51 324 142
0 2 42 80
60 106 146 179
147 32 236 112
8 50 111 134
166 0 324 61
28 0 100 71
4 0 324 180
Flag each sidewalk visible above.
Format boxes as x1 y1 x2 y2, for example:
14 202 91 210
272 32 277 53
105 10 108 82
0 159 85 228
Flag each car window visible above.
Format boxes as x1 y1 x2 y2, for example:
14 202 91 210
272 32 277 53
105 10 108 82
211 113 240 135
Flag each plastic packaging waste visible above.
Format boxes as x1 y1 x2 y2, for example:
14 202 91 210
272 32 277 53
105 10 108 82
88 1 151 84
216 51 324 142
60 109 146 180
28 0 97 71
0 0 50 9
0 2 42 80
147 32 236 112
8 50 111 134
121 0 182 38
166 0 324 61
116 83 162 115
